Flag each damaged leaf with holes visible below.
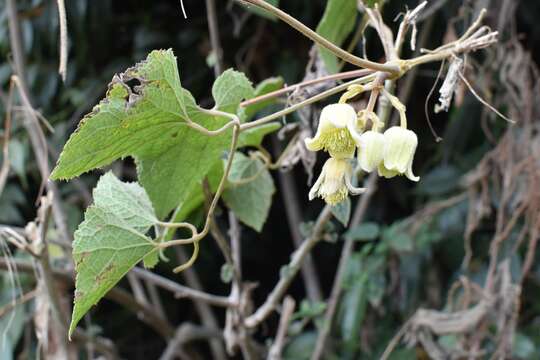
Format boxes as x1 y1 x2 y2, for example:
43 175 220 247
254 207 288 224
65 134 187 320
50 49 278 219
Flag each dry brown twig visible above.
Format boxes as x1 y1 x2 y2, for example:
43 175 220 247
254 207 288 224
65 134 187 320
267 296 296 360
0 288 38 319
56 0 68 81
0 80 14 197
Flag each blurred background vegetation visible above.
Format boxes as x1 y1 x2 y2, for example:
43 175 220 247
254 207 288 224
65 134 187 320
1 0 540 359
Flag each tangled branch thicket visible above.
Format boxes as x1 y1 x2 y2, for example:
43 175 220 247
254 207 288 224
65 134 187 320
1 0 539 359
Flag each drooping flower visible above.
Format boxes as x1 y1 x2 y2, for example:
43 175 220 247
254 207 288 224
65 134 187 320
357 131 385 172
309 158 365 205
305 103 361 159
378 126 419 181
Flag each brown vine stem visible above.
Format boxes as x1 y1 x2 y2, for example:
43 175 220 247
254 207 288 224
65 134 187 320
7 0 71 246
34 195 70 356
0 288 38 318
235 0 400 74
172 247 227 360
0 254 174 338
241 74 377 131
0 80 14 196
239 69 374 107
267 296 296 360
272 137 322 302
132 267 235 307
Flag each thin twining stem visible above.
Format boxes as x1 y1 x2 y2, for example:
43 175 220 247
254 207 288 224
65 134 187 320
185 108 240 136
239 69 374 108
182 73 376 137
173 241 200 273
241 73 377 131
235 0 400 74
159 123 240 256
157 221 197 233
156 221 199 246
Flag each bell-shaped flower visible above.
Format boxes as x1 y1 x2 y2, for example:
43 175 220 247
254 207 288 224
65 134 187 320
309 158 365 205
305 103 361 159
378 126 419 182
357 131 385 172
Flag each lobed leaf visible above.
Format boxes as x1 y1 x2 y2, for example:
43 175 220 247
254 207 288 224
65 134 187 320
69 172 158 337
51 50 258 219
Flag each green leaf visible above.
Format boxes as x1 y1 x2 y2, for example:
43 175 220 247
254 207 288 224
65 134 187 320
92 171 157 229
212 68 254 114
242 77 284 121
220 263 234 283
387 349 417 360
339 274 368 357
345 222 380 241
51 50 256 219
512 333 536 359
284 332 318 360
382 223 413 252
366 270 385 307
331 197 351 226
143 251 160 269
316 0 358 73
69 172 158 337
243 0 280 21
167 122 281 225
238 122 281 148
292 300 327 321
222 153 275 232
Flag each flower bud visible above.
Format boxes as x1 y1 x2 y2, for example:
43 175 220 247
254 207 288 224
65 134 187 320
380 126 419 182
309 158 364 205
357 131 385 172
305 103 360 159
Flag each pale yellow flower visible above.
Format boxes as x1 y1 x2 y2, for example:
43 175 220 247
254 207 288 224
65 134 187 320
309 158 365 205
357 131 385 172
305 104 361 159
378 126 419 181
